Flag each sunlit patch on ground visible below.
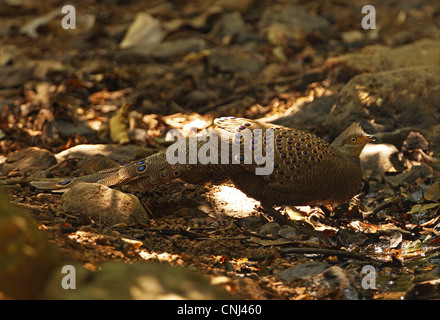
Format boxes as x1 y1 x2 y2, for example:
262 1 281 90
200 184 260 218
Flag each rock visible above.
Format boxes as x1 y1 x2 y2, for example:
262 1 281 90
33 59 67 79
278 263 369 300
184 89 219 108
151 38 207 60
162 6 223 33
426 124 440 155
207 47 262 74
0 64 34 89
277 262 329 281
259 3 329 48
0 189 60 299
55 119 96 137
402 131 431 160
0 44 15 66
259 61 302 80
214 0 255 13
258 221 281 236
274 94 337 131
118 38 207 62
360 143 399 178
325 38 440 80
60 183 149 226
211 11 247 41
239 216 264 230
259 3 329 34
119 12 164 49
320 266 359 300
418 149 440 177
174 207 208 218
43 261 233 299
324 65 440 145
2 147 57 176
341 30 364 44
54 144 155 164
405 279 440 300
278 224 298 240
74 155 120 175
385 165 435 188
408 184 430 203
373 127 422 149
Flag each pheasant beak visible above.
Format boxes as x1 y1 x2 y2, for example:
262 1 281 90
361 134 376 143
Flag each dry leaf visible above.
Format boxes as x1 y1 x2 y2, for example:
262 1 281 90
425 181 440 202
109 102 130 144
409 203 440 214
248 236 292 246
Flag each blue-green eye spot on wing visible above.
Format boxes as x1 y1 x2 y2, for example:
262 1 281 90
59 178 72 186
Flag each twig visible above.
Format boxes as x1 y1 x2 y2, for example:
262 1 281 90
178 227 207 239
262 205 324 240
207 220 235 235
198 93 246 113
11 201 46 212
243 230 278 240
199 236 250 241
142 228 179 235
198 73 304 113
280 247 382 264
0 178 30 186
372 200 394 214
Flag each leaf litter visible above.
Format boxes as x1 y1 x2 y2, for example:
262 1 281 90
0 0 439 300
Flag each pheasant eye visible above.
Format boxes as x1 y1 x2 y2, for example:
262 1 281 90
350 137 357 143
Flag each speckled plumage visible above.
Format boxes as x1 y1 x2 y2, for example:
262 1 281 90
31 117 374 210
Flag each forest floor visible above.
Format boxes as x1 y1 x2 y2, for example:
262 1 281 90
1 0 439 300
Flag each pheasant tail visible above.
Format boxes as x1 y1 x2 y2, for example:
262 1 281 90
30 138 228 192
